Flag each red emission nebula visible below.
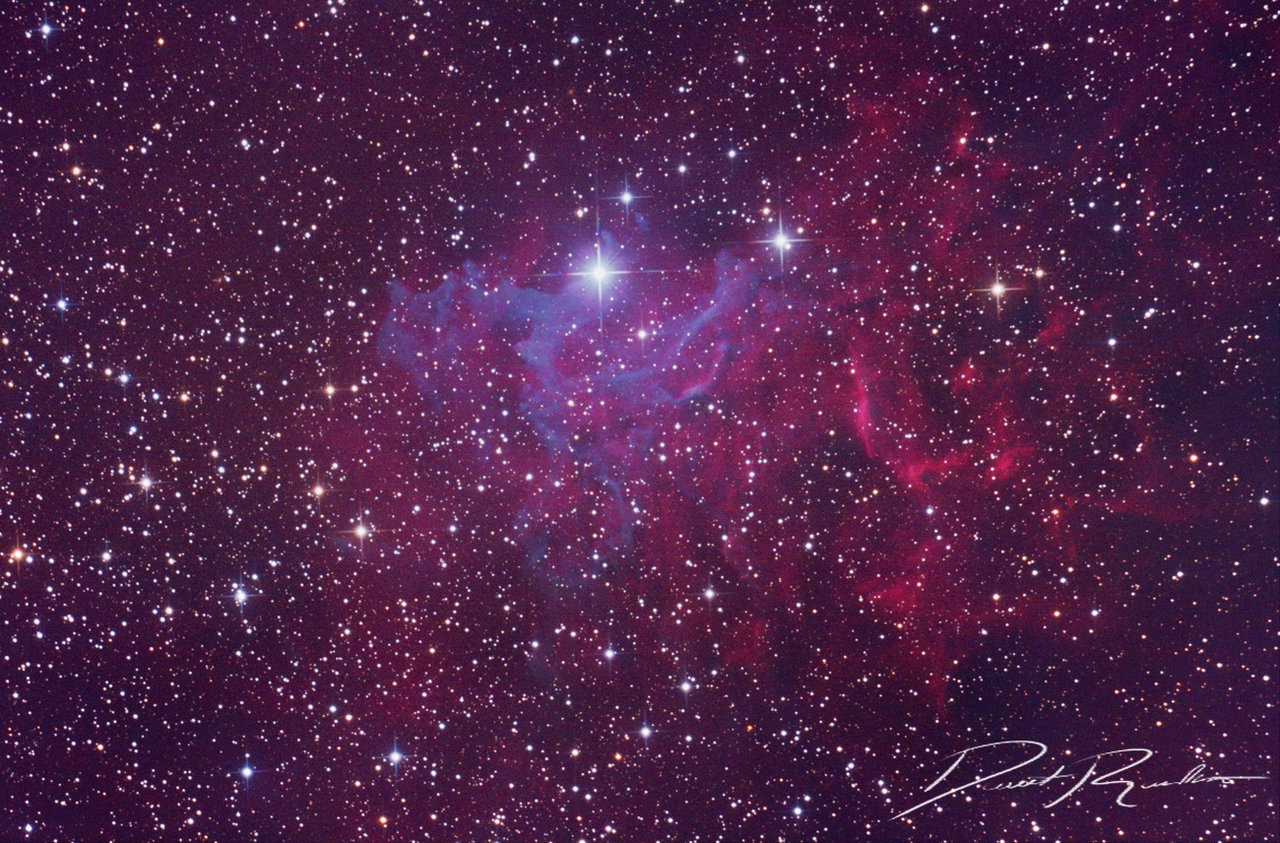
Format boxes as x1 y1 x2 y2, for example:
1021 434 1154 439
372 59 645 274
1 1 1275 840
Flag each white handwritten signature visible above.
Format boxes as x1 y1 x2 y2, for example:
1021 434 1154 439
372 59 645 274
892 739 1268 820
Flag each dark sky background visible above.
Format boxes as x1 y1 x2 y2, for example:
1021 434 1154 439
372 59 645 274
2 1 1277 840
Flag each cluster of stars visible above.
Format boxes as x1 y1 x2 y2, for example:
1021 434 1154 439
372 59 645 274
1 2 1274 841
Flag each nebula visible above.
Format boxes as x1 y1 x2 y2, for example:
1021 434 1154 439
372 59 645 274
8 2 1273 839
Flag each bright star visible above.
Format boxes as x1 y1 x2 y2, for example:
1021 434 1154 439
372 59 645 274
241 765 253 779
590 262 609 284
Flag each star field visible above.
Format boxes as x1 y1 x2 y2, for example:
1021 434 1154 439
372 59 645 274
2 1 1277 841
